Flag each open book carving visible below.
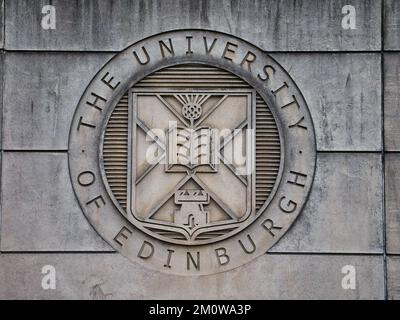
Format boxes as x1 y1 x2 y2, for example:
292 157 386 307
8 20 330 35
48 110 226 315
166 126 217 172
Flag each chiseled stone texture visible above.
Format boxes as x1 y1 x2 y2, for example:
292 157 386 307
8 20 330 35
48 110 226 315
271 153 383 253
388 256 400 300
272 53 382 152
0 152 112 251
5 0 381 52
384 53 400 151
384 0 400 50
385 154 400 254
2 52 112 150
0 253 385 299
3 52 381 151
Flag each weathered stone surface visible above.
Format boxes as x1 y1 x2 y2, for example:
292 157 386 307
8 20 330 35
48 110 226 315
272 53 382 151
388 256 400 300
0 253 384 299
0 152 112 251
384 53 400 151
384 0 400 50
2 52 113 150
5 0 381 52
385 154 400 254
271 153 383 253
3 52 382 151
0 0 390 299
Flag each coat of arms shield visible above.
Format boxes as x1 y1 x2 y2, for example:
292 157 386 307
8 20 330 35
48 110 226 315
127 86 256 245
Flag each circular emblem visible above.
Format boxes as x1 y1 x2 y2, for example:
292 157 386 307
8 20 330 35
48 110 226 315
69 30 316 275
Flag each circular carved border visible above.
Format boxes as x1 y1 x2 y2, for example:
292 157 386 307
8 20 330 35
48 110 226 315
68 29 316 275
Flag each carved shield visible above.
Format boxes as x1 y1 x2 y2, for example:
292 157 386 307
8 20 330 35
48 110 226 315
105 64 280 245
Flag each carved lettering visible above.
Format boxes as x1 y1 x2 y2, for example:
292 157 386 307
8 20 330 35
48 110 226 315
289 116 308 130
271 82 288 96
187 252 200 271
86 92 106 111
238 234 256 254
113 226 133 246
261 219 282 237
279 196 297 213
257 64 276 81
215 247 230 265
77 171 95 186
186 35 193 54
240 51 256 72
86 194 106 208
164 249 174 268
287 170 307 188
77 116 96 131
222 41 238 61
137 241 154 259
101 72 120 90
159 39 175 58
203 37 217 54
281 95 300 110
133 46 150 65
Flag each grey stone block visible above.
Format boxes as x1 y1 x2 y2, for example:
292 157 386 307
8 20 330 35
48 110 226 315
3 52 382 152
384 0 400 50
388 256 400 300
2 52 113 150
0 253 384 299
386 154 400 254
272 53 382 151
0 152 112 251
5 0 381 52
384 53 400 151
271 153 383 253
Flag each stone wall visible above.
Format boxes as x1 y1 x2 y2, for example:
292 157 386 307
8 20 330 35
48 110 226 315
0 0 399 299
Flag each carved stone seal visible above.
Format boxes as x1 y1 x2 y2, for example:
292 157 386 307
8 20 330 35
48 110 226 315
68 29 316 275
